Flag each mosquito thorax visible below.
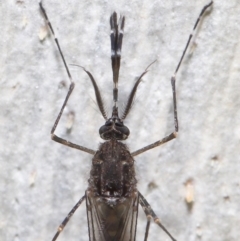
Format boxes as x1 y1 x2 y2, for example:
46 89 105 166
99 107 130 140
89 140 137 199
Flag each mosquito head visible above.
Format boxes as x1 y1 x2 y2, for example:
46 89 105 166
99 106 130 140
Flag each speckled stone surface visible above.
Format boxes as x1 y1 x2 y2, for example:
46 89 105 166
0 1 239 241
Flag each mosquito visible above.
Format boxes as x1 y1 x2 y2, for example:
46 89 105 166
39 1 213 241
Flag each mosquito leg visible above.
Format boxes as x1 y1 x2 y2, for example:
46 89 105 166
138 192 177 241
131 132 176 157
171 1 213 132
52 195 86 241
174 1 213 75
39 2 95 155
131 1 213 157
143 217 151 241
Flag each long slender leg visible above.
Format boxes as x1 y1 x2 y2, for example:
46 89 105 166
138 192 177 241
39 2 95 155
131 1 213 157
131 132 176 157
143 217 151 241
52 195 86 241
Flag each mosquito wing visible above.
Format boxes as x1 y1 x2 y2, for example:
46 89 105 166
86 191 139 241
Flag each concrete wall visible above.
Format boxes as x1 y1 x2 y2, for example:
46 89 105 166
0 1 239 241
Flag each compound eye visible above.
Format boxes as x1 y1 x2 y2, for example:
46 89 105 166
115 120 123 127
105 120 113 126
99 125 110 137
121 126 130 136
99 117 130 140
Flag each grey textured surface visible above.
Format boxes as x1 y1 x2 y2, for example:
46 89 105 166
1 0 240 241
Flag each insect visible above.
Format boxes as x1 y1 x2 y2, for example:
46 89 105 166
39 1 213 241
